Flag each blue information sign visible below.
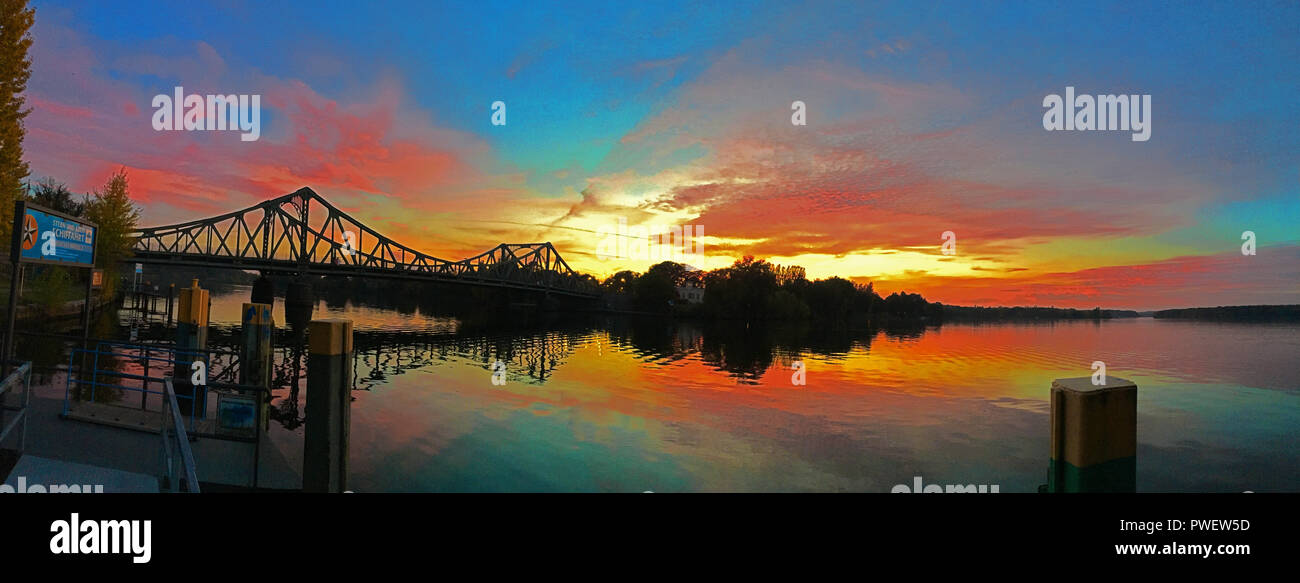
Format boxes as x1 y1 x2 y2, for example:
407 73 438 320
16 205 96 266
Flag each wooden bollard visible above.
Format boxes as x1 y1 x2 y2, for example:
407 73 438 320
304 318 352 493
174 279 209 417
1048 377 1137 492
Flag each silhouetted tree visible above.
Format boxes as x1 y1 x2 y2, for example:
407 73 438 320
601 270 639 294
28 177 85 215
85 168 141 298
0 0 33 248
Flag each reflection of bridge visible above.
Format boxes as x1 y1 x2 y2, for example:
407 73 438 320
130 187 597 298
349 329 590 385
267 329 592 430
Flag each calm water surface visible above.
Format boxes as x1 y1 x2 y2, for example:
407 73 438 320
72 285 1300 492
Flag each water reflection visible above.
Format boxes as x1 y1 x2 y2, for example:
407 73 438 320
14 285 1299 492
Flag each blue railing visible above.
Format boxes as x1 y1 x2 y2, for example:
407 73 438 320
63 340 269 489
62 340 239 433
161 377 200 493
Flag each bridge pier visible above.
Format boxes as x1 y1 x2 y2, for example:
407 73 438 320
286 280 314 329
251 275 275 307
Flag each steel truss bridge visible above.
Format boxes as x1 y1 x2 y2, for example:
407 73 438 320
130 187 597 298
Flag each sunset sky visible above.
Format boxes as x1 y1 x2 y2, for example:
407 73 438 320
24 0 1300 310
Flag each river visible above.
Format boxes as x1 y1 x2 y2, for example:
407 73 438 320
17 284 1299 492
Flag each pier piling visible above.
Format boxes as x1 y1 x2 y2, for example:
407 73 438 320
239 303 275 390
304 318 352 493
174 279 210 417
1047 376 1137 493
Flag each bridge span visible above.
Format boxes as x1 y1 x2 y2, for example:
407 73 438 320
130 187 598 298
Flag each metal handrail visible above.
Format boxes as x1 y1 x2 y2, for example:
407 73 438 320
161 377 200 493
63 341 241 433
0 362 32 454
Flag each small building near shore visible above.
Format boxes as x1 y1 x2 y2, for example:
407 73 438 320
676 283 704 304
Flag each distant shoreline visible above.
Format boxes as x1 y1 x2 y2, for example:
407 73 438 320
935 304 1299 323
1150 305 1300 322
939 304 1299 323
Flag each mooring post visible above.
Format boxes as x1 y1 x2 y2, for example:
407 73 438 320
174 279 210 417
239 303 275 389
1047 376 1137 493
240 301 274 428
304 318 352 493
240 302 274 488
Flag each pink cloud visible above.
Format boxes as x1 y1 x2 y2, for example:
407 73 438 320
23 18 532 261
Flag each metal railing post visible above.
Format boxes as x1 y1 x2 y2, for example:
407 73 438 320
162 377 200 493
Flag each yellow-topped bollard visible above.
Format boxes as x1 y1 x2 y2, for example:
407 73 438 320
1048 376 1137 492
304 318 353 493
176 279 209 327
174 279 210 417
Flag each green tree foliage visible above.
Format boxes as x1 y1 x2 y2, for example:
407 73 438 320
627 256 906 324
805 277 858 322
0 0 33 248
601 270 639 294
766 288 810 320
881 291 935 318
29 177 85 215
597 256 953 325
27 264 75 314
632 261 682 312
644 261 689 286
703 256 780 322
85 168 141 298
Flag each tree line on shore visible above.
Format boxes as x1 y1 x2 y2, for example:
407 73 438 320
597 256 1150 326
1154 305 1300 322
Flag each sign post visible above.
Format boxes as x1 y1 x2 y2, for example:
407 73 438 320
4 201 98 378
